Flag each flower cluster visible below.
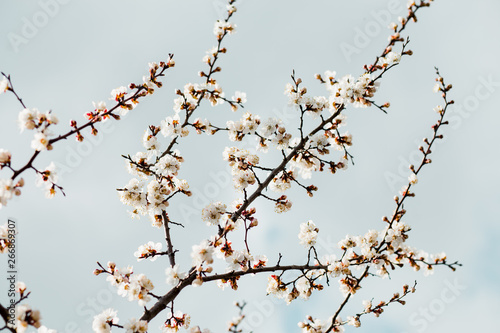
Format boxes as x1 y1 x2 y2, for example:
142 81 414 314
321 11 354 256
0 148 11 165
92 308 119 333
224 249 252 272
223 147 259 190
284 83 330 118
266 275 288 298
86 101 109 122
274 195 293 213
134 241 162 261
93 309 149 333
0 58 175 212
161 113 188 138
214 240 267 274
152 154 182 177
35 162 58 198
257 118 292 152
326 72 379 108
298 220 319 247
330 221 448 281
99 262 154 306
118 169 189 227
163 311 190 333
267 268 325 305
231 91 247 109
15 304 42 333
162 80 232 138
0 76 9 93
0 177 23 208
214 20 236 39
191 240 215 267
269 169 295 192
18 108 59 151
142 127 160 152
108 65 166 116
201 201 227 226
165 264 188 286
124 318 148 333
294 272 322 301
227 112 260 141
376 51 401 67
77 59 174 142
142 62 165 95
298 316 342 333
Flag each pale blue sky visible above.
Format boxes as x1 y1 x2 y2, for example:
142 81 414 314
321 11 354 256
1 0 499 332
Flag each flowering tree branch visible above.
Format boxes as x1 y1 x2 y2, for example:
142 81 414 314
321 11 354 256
1 0 465 332
0 56 175 206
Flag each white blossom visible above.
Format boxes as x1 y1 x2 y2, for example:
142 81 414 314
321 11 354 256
275 200 292 213
298 220 319 247
134 241 162 261
231 91 247 104
15 304 42 333
153 154 181 176
18 108 39 131
92 308 118 333
409 173 418 185
124 318 148 333
35 162 57 198
31 132 50 151
259 117 280 138
232 169 256 190
295 276 312 300
191 240 215 266
0 179 16 208
0 77 8 93
165 264 188 286
127 274 154 306
201 201 227 225
110 86 127 100
161 114 188 138
266 275 287 298
0 149 11 164
162 311 190 332
213 20 236 37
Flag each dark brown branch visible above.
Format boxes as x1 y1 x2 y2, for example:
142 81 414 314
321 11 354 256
162 211 176 267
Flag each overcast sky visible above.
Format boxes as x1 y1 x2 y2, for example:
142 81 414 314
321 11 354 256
1 0 499 332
